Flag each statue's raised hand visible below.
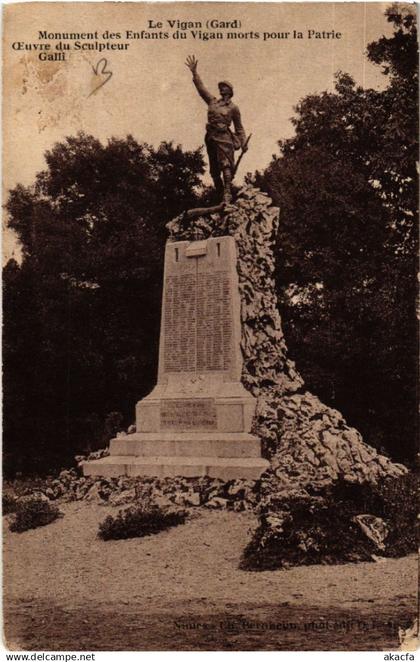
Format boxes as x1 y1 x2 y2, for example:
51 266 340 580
185 55 198 73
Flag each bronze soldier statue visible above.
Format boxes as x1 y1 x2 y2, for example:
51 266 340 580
185 55 248 204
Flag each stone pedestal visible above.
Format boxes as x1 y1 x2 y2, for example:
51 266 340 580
83 236 268 480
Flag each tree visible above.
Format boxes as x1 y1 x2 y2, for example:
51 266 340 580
254 5 418 461
4 133 204 475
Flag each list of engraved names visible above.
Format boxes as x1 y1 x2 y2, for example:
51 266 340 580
163 272 233 372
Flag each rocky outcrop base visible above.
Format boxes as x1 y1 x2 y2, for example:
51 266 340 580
5 467 259 512
167 187 406 496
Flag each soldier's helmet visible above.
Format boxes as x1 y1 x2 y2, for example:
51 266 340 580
218 80 234 97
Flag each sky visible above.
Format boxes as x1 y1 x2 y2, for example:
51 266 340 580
3 2 393 260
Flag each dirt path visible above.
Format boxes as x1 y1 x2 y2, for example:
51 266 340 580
3 503 417 650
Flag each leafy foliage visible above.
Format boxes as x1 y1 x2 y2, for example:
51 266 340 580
3 493 18 515
98 505 187 540
4 135 204 475
240 473 418 571
253 6 418 461
9 498 63 533
367 471 419 557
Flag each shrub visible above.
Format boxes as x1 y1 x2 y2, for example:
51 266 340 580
241 473 418 571
98 505 187 541
3 493 18 515
9 497 63 533
362 471 418 557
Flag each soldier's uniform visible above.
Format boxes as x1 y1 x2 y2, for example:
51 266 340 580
192 74 246 202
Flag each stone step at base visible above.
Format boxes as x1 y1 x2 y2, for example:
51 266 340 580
109 432 261 458
82 455 269 481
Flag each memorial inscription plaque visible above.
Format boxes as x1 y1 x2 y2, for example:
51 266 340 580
163 272 233 373
163 273 197 373
161 399 217 430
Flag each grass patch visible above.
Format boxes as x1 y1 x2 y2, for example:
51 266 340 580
98 505 187 541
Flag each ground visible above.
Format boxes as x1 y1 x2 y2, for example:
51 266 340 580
3 502 417 651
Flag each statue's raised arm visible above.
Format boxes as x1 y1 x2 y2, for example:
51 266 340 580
185 55 248 204
185 55 213 104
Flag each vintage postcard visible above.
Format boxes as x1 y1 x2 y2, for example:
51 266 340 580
2 1 418 653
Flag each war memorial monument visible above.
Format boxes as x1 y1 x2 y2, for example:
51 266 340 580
83 58 405 489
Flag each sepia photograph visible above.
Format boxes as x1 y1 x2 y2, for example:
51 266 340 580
2 1 419 652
